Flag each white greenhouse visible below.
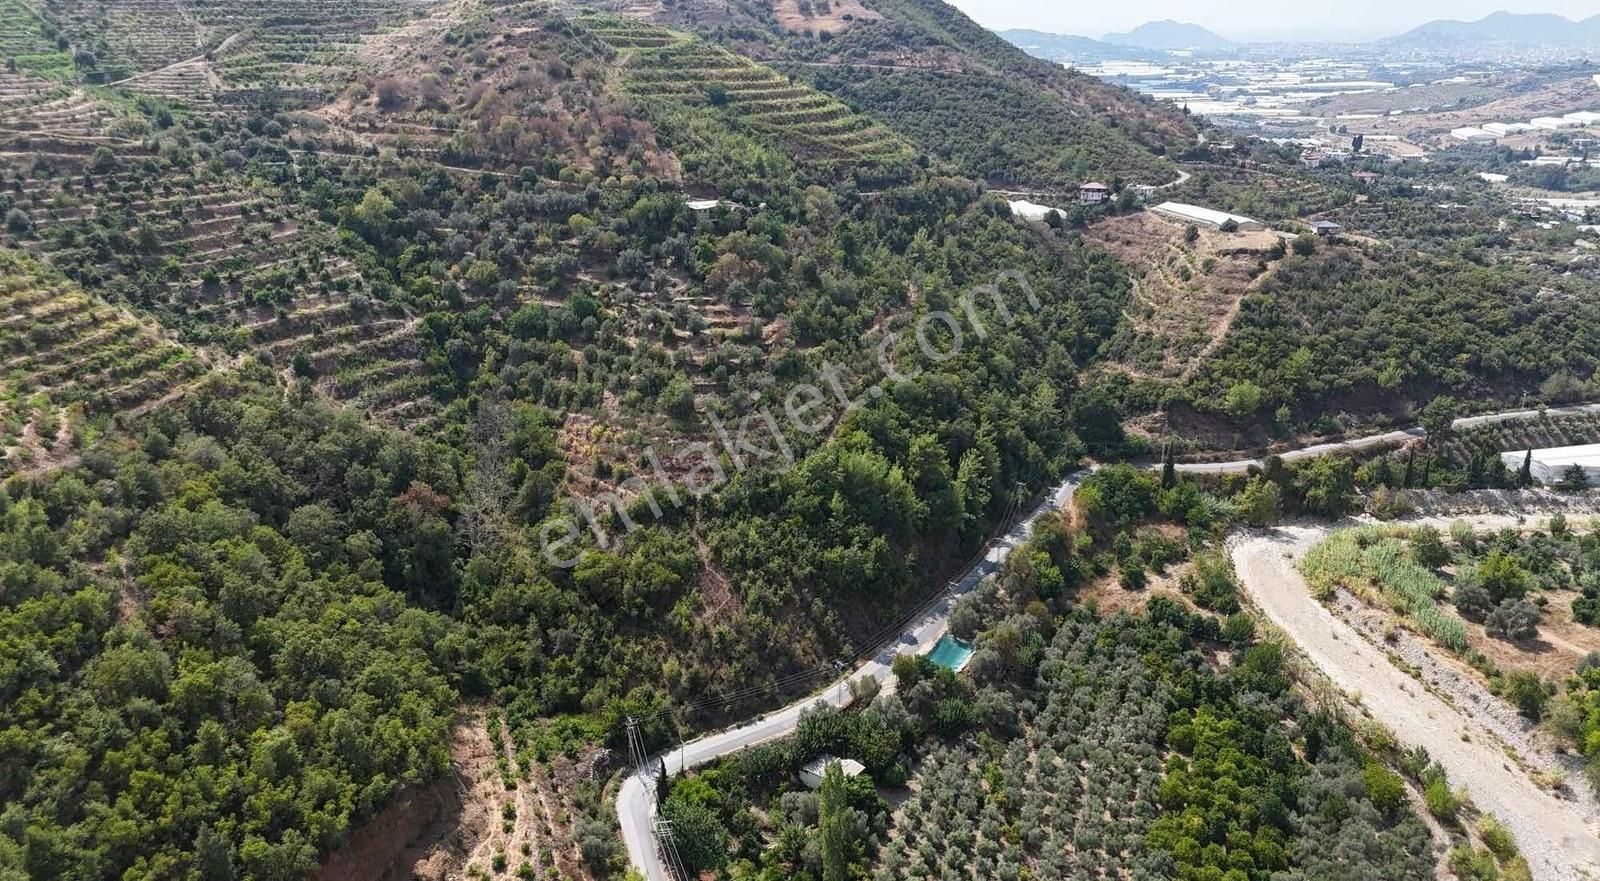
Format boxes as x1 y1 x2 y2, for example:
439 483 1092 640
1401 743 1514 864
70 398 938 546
1499 444 1600 484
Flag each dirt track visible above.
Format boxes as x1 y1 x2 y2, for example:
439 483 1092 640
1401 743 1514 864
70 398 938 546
1233 519 1600 881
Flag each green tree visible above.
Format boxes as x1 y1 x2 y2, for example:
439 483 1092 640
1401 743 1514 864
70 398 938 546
1476 551 1530 603
1420 395 1459 439
818 763 856 881
1411 526 1450 569
1296 456 1355 518
1223 380 1265 418
1235 477 1282 527
1503 671 1548 720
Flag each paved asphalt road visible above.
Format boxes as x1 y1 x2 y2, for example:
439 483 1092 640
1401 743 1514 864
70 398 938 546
617 473 1086 881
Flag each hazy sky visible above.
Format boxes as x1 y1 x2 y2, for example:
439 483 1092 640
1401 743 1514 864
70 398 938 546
947 1 1600 42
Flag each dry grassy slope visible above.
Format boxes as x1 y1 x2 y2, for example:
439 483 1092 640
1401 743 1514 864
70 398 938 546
1087 212 1281 382
317 1 682 180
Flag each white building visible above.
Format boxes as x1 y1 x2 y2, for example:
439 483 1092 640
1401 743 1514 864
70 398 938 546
1531 116 1585 130
1499 444 1600 484
1150 201 1266 231
800 756 865 789
1450 127 1496 142
1007 199 1064 222
1484 122 1535 136
1563 111 1600 125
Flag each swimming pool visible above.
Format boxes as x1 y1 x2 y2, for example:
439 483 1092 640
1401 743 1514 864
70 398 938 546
926 634 975 672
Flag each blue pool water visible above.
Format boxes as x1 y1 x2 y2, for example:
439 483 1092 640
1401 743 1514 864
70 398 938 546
926 634 975 672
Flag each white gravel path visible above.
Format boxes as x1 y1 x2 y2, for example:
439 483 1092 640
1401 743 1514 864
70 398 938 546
1234 518 1600 881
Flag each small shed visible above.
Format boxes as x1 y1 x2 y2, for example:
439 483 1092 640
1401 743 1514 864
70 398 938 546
1309 220 1342 238
800 756 866 789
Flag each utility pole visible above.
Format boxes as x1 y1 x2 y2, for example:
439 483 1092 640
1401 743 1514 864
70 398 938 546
655 819 689 881
625 716 650 782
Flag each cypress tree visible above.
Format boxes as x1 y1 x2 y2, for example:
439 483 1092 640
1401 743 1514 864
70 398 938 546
1161 441 1176 488
1519 449 1533 487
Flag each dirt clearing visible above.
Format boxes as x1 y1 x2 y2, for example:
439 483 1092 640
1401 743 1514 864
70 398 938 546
1086 212 1279 380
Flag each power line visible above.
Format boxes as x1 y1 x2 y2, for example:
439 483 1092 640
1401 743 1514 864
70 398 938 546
655 819 689 881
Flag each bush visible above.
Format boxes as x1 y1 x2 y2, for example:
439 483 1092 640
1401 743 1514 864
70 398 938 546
1447 847 1499 881
1180 552 1240 614
1476 552 1530 603
4 207 30 234
1574 594 1600 626
1221 612 1255 646
1423 771 1460 822
1485 599 1540 642
1476 815 1518 861
1454 582 1494 622
1361 762 1407 816
1410 526 1450 569
1234 477 1281 527
1502 671 1548 720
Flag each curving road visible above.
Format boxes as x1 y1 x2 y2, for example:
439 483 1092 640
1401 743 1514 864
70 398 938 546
1173 402 1600 476
618 473 1086 881
1233 519 1600 881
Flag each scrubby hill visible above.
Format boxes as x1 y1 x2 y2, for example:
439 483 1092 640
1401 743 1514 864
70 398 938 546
588 0 1193 188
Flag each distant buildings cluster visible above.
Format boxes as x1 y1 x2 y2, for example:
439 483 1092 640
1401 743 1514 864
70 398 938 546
1451 110 1600 143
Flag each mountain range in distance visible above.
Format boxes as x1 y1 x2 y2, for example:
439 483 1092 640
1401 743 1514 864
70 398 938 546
999 11 1600 57
1390 11 1600 48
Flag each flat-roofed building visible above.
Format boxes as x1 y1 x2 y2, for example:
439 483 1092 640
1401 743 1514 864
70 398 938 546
1450 127 1496 142
1150 201 1265 231
800 756 866 789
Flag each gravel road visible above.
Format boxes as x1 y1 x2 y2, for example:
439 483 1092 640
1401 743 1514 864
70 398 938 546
1233 519 1600 881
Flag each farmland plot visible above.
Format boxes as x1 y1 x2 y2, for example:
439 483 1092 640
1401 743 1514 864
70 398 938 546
0 249 203 471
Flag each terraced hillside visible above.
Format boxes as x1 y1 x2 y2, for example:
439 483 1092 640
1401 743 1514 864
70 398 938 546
0 0 76 79
36 0 445 108
0 147 445 432
584 14 916 177
608 0 1192 186
0 249 204 473
0 72 123 142
312 2 680 179
1090 212 1283 381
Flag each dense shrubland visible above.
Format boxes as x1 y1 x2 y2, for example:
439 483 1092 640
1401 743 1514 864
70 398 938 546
1186 242 1600 425
0 371 464 880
